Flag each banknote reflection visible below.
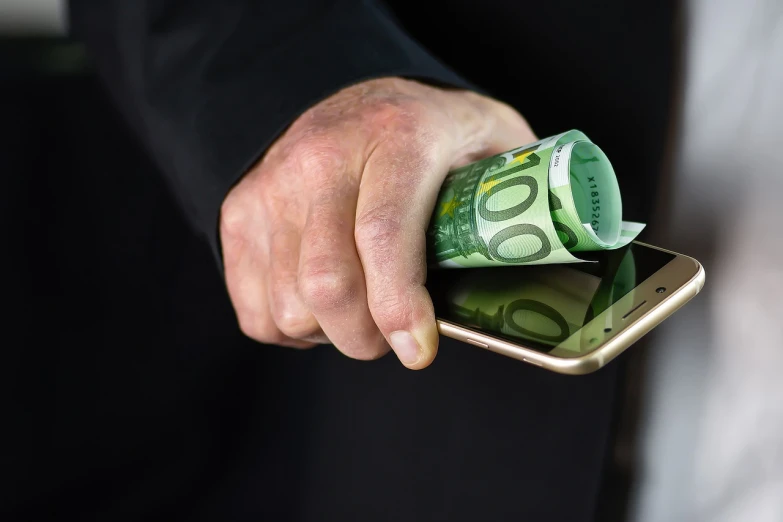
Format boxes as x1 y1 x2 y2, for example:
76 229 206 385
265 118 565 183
444 246 637 348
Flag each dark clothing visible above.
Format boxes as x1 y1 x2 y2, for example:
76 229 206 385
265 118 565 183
67 0 472 264
67 0 677 264
4 0 678 520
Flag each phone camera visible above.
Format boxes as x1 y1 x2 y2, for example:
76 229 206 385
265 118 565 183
656 287 667 294
603 328 612 333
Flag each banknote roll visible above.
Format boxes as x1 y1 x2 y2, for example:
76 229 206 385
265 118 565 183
428 130 645 268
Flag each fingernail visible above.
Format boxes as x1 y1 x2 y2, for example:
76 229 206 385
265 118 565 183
389 330 421 365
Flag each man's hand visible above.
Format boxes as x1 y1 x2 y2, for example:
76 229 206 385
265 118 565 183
220 78 535 369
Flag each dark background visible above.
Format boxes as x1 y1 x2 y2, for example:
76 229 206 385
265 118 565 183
1 1 680 516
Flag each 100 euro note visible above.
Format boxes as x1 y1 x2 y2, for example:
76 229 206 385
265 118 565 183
427 130 645 268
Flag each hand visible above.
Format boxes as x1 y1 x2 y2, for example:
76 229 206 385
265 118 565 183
220 78 535 369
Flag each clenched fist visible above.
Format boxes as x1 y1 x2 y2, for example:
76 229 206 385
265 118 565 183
220 78 535 369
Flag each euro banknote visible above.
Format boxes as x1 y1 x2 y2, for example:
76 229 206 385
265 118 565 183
428 130 644 268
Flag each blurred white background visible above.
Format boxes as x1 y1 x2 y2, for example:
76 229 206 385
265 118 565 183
0 0 64 34
630 0 783 521
1 0 781 520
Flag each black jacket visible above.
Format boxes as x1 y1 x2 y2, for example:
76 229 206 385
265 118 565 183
68 0 677 265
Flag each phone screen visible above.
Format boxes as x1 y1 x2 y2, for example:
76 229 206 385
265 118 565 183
426 243 675 355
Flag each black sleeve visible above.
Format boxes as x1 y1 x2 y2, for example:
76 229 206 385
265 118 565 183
67 0 472 267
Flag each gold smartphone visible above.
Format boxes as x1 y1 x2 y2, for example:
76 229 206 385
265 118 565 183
426 241 705 375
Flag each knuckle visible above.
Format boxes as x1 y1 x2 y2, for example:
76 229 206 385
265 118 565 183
220 196 249 241
271 308 309 337
236 315 260 339
369 291 412 333
269 299 318 339
367 97 431 136
236 313 286 346
288 133 346 178
354 209 404 254
220 177 274 243
299 261 357 312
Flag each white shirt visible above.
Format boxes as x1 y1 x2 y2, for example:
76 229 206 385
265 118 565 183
632 0 783 520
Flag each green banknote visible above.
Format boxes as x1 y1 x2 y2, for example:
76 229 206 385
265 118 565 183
428 130 645 268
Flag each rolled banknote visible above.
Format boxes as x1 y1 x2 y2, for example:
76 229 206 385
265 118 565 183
427 130 645 268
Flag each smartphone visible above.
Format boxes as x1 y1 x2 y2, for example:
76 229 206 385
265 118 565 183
426 242 705 375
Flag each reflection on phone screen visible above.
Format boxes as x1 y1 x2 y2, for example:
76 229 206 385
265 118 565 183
427 244 675 354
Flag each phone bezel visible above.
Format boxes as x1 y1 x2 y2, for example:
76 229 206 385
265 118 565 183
435 242 705 375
